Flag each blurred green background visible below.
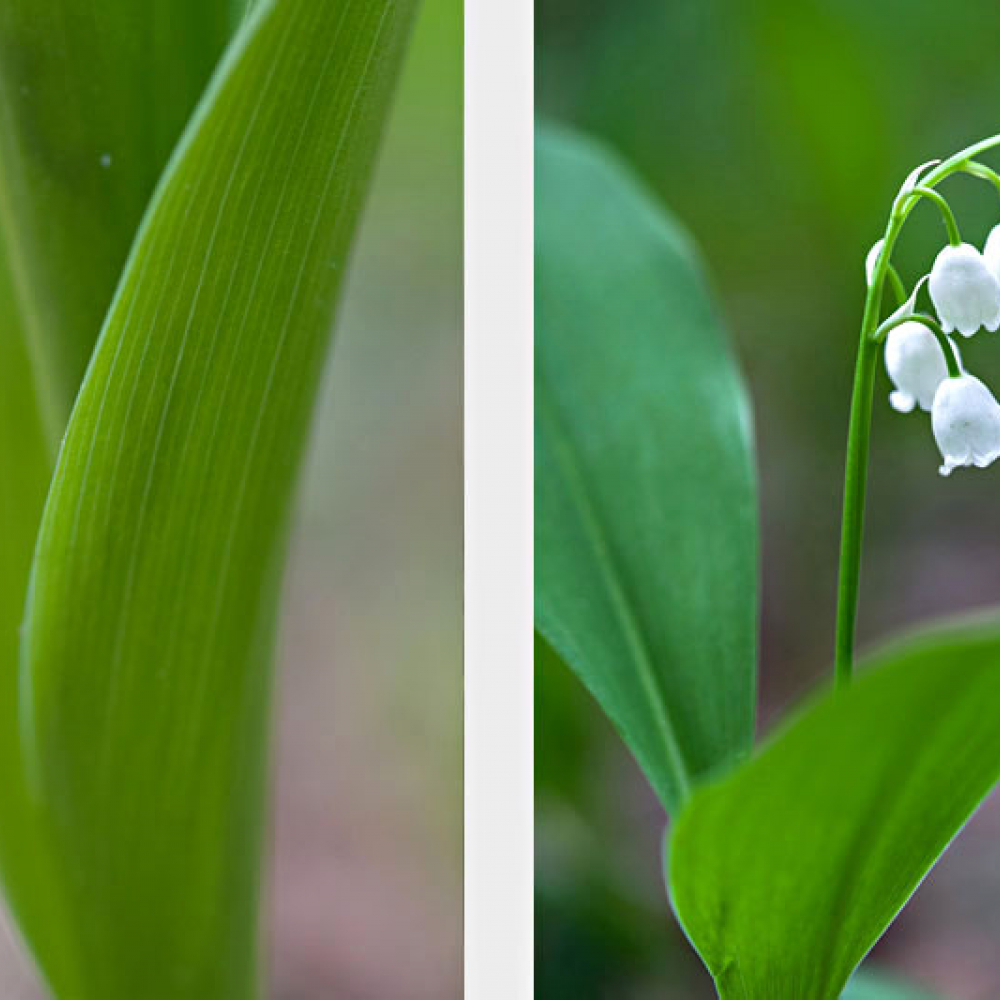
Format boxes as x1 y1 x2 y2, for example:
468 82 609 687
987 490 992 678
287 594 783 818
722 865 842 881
537 2 1000 997
0 1 461 997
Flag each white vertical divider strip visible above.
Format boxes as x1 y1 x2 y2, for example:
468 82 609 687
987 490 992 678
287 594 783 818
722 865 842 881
464 0 534 996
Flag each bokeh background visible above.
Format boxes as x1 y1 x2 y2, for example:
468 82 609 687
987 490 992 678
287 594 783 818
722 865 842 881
537 2 1000 997
0 0 462 996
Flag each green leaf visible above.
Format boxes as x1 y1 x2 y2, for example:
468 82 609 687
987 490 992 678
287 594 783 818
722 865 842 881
0 7 243 981
0 0 238 432
534 124 758 814
0 1 227 987
668 616 1000 1000
18 1 416 996
0 246 78 990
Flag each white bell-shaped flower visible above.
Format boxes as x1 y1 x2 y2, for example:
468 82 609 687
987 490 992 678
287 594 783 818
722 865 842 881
884 321 954 413
931 374 1000 475
983 223 1000 282
928 243 1000 336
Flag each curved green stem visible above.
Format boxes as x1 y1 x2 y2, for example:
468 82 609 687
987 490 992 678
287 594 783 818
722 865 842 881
834 267 887 687
911 186 961 246
835 134 1000 687
873 311 962 378
962 160 1000 203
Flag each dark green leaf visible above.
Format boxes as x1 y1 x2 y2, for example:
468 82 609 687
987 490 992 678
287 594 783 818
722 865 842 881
535 124 757 814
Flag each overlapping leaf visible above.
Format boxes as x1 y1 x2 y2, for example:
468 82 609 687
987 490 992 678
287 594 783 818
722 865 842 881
535 125 757 814
13 1 416 995
0 248 76 990
0 10 239 982
669 617 1000 1000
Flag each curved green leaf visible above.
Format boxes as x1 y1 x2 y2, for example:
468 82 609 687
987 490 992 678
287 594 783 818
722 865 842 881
0 6 242 984
535 124 757 814
0 0 237 431
19 1 416 995
668 617 1000 1000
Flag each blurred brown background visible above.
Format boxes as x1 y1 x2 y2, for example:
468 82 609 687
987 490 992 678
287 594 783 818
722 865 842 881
537 1 1000 997
0 0 462 996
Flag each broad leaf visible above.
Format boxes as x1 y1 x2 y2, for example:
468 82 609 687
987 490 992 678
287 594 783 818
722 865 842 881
0 1 238 428
535 124 757 814
19 2 416 996
668 617 1000 1000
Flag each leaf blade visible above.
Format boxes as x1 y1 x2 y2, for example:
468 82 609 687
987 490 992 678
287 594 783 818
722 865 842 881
0 245 84 993
668 616 1000 999
0 12 244 974
534 124 758 813
19 1 416 995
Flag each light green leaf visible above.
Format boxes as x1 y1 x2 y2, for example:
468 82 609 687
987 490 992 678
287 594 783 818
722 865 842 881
0 246 76 990
18 1 416 996
668 617 1000 1000
0 0 238 433
0 7 241 980
535 124 757 814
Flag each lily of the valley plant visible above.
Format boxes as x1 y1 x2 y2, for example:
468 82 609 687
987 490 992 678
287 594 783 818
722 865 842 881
537 126 1000 1000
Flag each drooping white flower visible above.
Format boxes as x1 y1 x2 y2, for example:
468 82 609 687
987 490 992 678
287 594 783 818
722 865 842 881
928 243 1000 336
931 374 1000 475
983 223 1000 282
884 321 954 413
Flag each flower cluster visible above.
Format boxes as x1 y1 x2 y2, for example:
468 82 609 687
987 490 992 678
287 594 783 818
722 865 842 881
876 218 1000 476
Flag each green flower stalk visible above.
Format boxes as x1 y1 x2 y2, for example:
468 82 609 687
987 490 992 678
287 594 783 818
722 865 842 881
836 135 1000 686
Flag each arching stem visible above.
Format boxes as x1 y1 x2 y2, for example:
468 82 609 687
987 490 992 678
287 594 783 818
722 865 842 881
911 186 961 246
834 134 1000 687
